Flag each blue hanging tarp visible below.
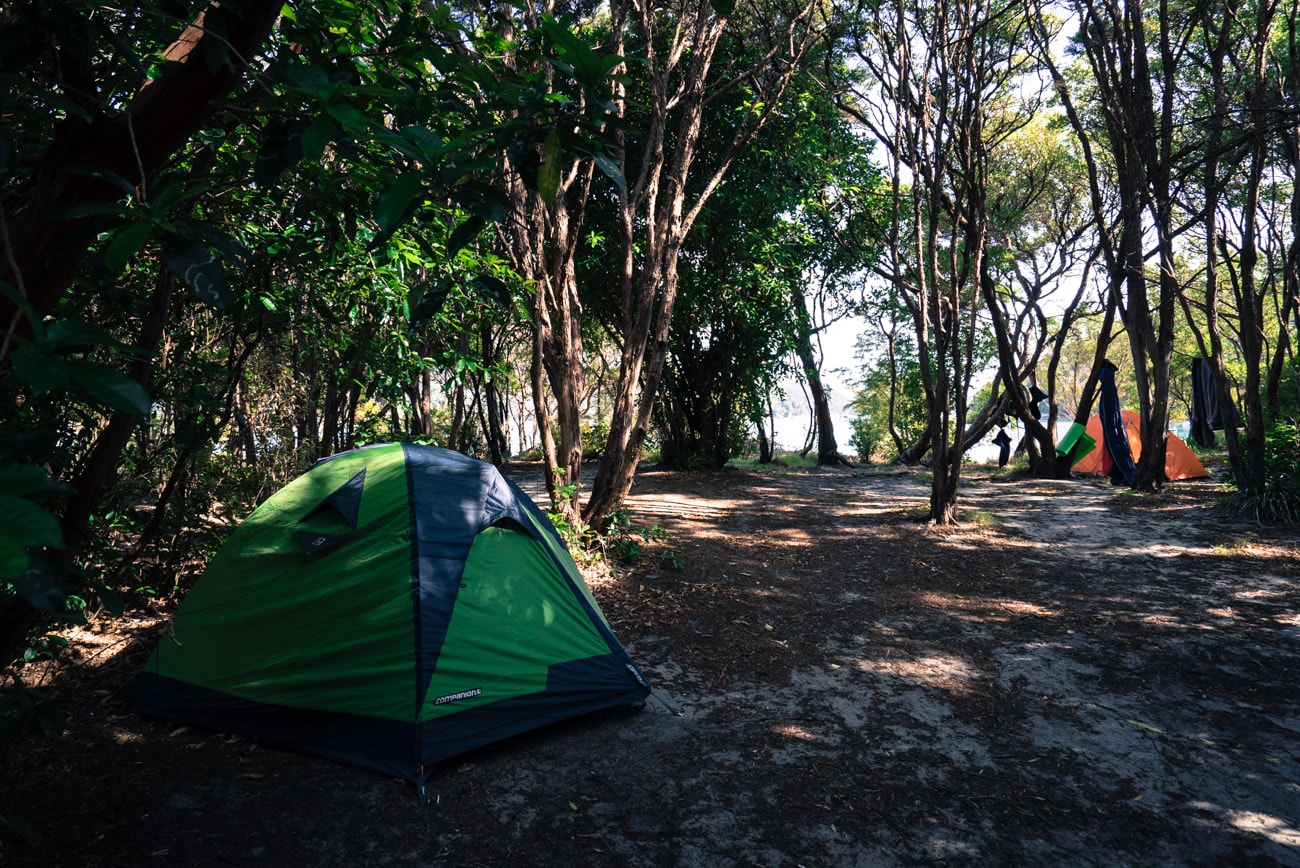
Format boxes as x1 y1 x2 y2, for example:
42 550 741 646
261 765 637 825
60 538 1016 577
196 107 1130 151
1098 361 1136 485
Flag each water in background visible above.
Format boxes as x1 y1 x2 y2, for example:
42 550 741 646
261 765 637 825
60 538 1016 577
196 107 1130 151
770 406 1194 465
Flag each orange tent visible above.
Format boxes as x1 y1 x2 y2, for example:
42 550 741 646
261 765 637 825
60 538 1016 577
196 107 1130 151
1072 410 1208 481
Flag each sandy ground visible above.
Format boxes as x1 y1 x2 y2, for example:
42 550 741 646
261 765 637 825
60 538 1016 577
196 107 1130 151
3 464 1299 866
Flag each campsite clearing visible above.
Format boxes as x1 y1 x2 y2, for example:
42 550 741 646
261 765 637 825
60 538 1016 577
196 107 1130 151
4 464 1300 866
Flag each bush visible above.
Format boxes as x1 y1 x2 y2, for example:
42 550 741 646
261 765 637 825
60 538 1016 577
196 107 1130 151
1221 366 1300 525
1225 479 1300 525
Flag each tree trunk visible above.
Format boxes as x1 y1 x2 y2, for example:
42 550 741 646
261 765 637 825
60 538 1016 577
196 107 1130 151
406 332 435 439
584 0 732 528
320 377 340 459
505 138 591 523
791 283 849 467
233 380 258 466
898 420 934 466
448 379 466 453
481 321 508 466
756 412 774 464
1230 8 1279 496
60 268 175 554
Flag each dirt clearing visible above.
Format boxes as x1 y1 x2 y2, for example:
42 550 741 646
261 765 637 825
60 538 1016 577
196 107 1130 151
3 465 1299 866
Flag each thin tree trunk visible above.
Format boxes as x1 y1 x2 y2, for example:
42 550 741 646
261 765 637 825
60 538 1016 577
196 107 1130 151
756 411 774 463
791 284 848 467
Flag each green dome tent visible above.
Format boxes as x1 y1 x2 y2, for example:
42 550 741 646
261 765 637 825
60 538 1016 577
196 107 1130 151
132 443 651 796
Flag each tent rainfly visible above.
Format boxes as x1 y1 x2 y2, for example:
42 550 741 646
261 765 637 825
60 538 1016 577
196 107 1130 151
132 443 652 798
1072 411 1208 482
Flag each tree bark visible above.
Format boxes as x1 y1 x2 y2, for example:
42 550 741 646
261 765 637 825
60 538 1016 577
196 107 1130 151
756 412 774 464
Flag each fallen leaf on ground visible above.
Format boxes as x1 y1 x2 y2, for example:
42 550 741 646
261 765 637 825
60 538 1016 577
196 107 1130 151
1125 719 1163 734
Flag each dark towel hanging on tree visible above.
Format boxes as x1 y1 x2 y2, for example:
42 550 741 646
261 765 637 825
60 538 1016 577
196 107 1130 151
1190 357 1220 447
1098 360 1136 485
1028 385 1049 420
992 428 1012 467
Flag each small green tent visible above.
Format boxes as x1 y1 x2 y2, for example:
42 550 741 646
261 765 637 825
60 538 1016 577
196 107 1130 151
132 443 651 795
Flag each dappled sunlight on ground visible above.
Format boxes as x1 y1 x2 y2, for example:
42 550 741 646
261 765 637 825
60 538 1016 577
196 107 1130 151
1275 613 1300 633
1185 803 1300 848
625 495 736 523
932 530 1041 553
914 593 1063 621
770 722 820 742
18 616 156 693
765 527 818 547
853 652 984 693
1233 583 1295 602
1135 612 1216 630
1225 810 1300 848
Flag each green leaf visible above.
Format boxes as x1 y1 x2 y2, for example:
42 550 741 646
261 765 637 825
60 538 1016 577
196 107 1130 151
66 361 151 416
31 694 66 732
40 319 125 352
546 58 576 78
45 202 131 221
452 183 509 223
538 128 562 202
1 814 34 840
10 557 65 612
377 173 423 235
302 117 335 162
710 0 735 14
65 164 136 196
591 150 626 190
254 119 306 186
187 222 252 272
401 125 443 154
32 87 94 122
542 17 590 62
149 177 211 217
10 349 70 395
598 54 624 78
164 241 230 309
254 142 290 187
447 215 486 254
200 31 228 74
0 466 71 500
0 429 59 467
325 103 368 133
283 64 329 92
0 467 49 499
88 17 150 82
542 18 622 88
408 280 453 326
472 274 514 309
97 586 125 617
0 495 63 579
104 224 152 273
0 280 38 333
